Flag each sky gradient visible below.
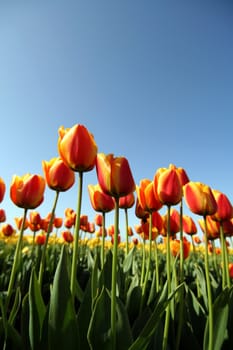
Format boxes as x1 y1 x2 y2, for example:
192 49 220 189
1 0 233 239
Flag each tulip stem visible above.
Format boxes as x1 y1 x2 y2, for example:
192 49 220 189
101 212 106 269
70 171 83 301
140 235 146 287
154 238 159 293
38 190 60 288
124 208 129 255
162 205 171 350
175 200 185 350
111 196 119 350
220 223 230 288
203 215 213 350
6 208 28 310
140 211 152 313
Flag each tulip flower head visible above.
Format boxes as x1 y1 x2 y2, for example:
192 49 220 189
58 124 98 172
88 184 115 213
10 174 45 210
42 157 75 192
0 177 6 203
183 182 217 217
211 189 233 222
96 153 135 198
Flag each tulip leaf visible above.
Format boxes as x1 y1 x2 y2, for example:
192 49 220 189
8 287 21 326
203 287 229 350
0 319 23 350
87 286 112 350
28 268 46 350
123 247 135 273
48 245 80 349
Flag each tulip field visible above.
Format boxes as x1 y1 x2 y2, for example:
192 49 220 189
0 124 233 350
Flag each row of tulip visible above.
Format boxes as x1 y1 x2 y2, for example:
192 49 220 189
0 123 232 349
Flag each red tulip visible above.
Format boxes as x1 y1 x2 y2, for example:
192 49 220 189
88 184 115 212
182 215 197 236
154 167 183 206
136 179 162 212
0 177 6 203
10 174 45 210
2 223 15 237
96 153 135 198
42 157 75 192
58 124 97 172
183 182 217 216
211 189 233 222
0 209 6 223
170 237 190 259
119 192 135 209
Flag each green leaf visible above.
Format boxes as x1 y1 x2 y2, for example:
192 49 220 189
203 287 229 350
8 287 21 326
48 245 80 350
87 287 112 350
28 268 46 350
123 247 135 273
116 296 133 349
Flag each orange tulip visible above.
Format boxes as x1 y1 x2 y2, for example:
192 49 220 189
119 192 135 209
58 124 97 172
136 179 162 212
135 198 149 220
0 177 6 203
183 182 217 216
53 217 63 229
0 209 6 223
182 215 197 236
35 233 46 245
229 263 233 278
211 189 233 222
96 153 135 198
95 213 103 226
170 237 190 259
88 184 115 212
162 208 180 237
15 217 29 230
62 230 74 243
42 157 75 192
154 167 183 206
10 174 45 209
198 216 220 240
169 164 189 187
2 223 15 237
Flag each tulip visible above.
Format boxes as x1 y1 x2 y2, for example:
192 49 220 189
58 124 97 172
0 177 6 203
62 230 74 243
183 215 197 236
35 233 46 245
170 237 190 259
183 182 217 216
95 213 103 226
10 174 45 210
96 152 135 349
96 153 135 198
1 223 15 237
42 157 75 192
0 208 6 223
88 184 115 213
58 124 98 301
155 167 183 206
53 217 63 229
184 181 217 350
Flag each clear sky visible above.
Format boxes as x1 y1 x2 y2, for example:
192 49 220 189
0 0 233 239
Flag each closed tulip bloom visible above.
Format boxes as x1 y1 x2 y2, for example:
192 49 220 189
198 216 220 240
15 217 29 230
211 189 233 222
88 184 115 212
162 208 180 236
136 179 162 212
119 192 135 209
171 237 190 259
183 182 217 216
42 157 75 192
62 230 74 243
58 124 97 172
182 215 197 236
169 164 189 187
2 223 15 237
155 167 183 206
152 211 164 235
0 178 6 203
10 174 45 210
95 213 103 226
0 209 6 223
135 198 149 220
53 217 63 229
35 233 46 245
96 153 135 198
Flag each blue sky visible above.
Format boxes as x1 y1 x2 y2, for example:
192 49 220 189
0 0 233 239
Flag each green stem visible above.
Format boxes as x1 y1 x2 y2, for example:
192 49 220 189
125 208 129 255
111 196 119 350
191 235 196 255
175 200 185 350
6 208 28 309
70 172 83 300
203 215 213 350
162 205 171 350
101 212 106 269
154 237 159 293
38 190 60 288
140 212 152 313
140 236 146 287
220 223 230 288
